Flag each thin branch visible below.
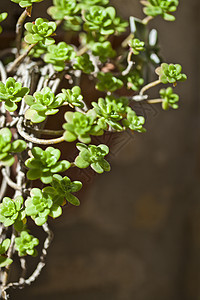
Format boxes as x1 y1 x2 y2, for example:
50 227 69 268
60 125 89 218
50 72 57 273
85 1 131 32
142 15 153 25
7 44 36 73
17 117 65 145
24 126 64 136
16 10 28 57
1 229 16 298
139 79 161 95
147 98 163 104
1 168 22 191
0 61 7 83
4 222 53 291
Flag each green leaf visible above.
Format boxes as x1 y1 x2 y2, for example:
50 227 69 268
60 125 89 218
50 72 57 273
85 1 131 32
66 193 80 206
0 256 13 268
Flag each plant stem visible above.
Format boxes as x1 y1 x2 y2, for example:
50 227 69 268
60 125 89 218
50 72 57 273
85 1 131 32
77 45 88 56
7 44 36 73
25 126 64 136
142 15 153 25
17 117 65 145
139 79 161 95
121 33 134 48
16 10 28 57
1 168 22 191
147 98 163 104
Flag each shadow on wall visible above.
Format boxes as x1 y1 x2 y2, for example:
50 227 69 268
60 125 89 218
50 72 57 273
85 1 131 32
1 0 200 299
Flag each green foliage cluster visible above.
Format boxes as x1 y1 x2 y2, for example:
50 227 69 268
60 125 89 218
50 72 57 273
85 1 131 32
25 147 70 184
0 196 25 228
129 38 145 55
156 63 187 84
44 42 76 71
25 18 57 46
11 0 43 8
0 12 7 34
15 231 39 256
0 128 27 167
63 110 103 143
0 0 187 273
160 87 179 110
141 0 179 21
75 143 110 173
0 77 29 112
24 87 65 123
0 239 13 267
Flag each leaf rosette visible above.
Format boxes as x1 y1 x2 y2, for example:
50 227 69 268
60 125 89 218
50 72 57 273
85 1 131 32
75 143 110 174
92 96 129 131
25 146 71 184
0 77 29 112
96 72 123 92
83 6 128 36
63 110 103 143
47 0 80 21
15 231 39 256
51 174 82 206
156 63 187 84
24 87 65 123
129 38 145 55
122 107 146 132
0 128 27 167
25 18 57 46
90 41 116 63
73 53 94 74
159 87 179 110
61 86 84 108
25 187 64 225
141 0 179 21
0 196 26 228
44 42 76 71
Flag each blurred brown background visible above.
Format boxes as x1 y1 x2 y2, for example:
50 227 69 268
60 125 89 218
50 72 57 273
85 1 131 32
1 0 200 299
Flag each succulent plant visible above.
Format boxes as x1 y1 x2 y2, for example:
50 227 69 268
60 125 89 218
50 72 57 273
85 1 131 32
159 87 179 110
75 143 110 173
0 196 25 227
125 70 144 91
0 77 29 112
60 86 84 108
51 174 82 206
44 42 76 71
15 231 39 256
25 147 71 184
24 18 57 46
96 72 123 92
25 187 64 225
24 87 65 123
141 0 179 21
29 41 48 58
47 0 80 21
63 110 103 143
92 96 129 131
11 0 43 8
73 53 94 74
0 239 13 267
156 63 187 84
129 38 145 55
122 107 146 132
77 0 109 8
0 12 7 34
83 5 128 36
90 41 116 63
0 128 27 167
